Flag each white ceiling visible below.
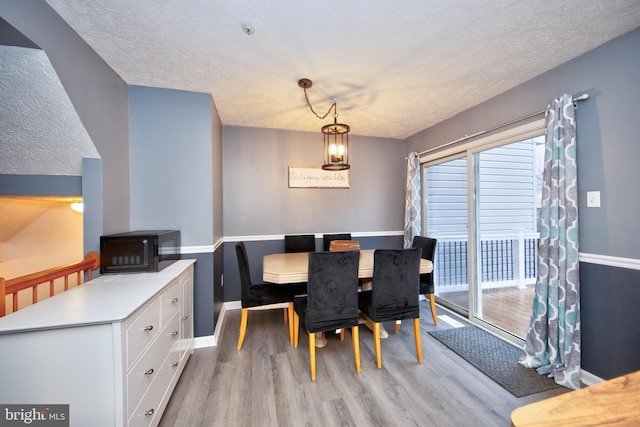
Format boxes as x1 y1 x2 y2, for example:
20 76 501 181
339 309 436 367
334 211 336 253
43 0 640 139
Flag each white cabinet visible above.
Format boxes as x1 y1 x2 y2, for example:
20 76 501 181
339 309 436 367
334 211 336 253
0 260 195 427
126 266 194 426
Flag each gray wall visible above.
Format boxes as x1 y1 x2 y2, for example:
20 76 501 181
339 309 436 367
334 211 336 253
223 126 406 236
0 1 130 239
129 85 221 337
408 28 640 380
129 86 214 244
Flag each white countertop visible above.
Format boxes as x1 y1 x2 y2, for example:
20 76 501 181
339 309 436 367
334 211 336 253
0 259 195 334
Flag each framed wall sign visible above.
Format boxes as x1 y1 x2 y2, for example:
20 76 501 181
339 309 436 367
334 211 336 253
288 167 350 188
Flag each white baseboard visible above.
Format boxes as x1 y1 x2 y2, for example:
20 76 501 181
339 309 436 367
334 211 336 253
580 369 604 386
194 335 216 349
192 302 234 349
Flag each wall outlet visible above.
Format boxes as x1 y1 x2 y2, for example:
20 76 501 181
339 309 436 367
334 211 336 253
587 191 601 208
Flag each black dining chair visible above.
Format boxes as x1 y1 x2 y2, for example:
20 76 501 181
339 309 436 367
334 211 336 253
358 248 423 368
322 233 352 251
412 236 439 326
235 242 306 350
284 234 316 253
292 250 361 381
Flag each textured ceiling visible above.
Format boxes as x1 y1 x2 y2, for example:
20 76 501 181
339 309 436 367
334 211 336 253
0 46 99 176
43 0 640 139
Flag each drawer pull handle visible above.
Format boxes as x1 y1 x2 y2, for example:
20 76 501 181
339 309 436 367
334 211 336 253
171 362 179 368
145 368 154 375
144 325 154 331
171 331 179 336
144 408 154 416
181 316 188 321
171 298 179 303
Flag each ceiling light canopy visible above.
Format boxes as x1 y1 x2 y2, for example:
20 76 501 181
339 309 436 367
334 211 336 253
298 78 350 171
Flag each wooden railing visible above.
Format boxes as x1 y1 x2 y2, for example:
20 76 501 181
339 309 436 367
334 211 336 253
0 252 100 317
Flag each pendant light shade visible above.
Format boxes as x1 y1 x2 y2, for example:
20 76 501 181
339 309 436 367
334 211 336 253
322 120 350 171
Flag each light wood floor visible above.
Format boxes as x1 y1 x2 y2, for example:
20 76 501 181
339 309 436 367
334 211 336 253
438 286 535 338
159 301 568 427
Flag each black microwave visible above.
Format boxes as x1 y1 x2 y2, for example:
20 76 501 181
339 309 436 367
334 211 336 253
100 230 180 274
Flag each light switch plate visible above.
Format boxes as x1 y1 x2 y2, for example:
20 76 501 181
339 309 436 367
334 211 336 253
587 191 601 207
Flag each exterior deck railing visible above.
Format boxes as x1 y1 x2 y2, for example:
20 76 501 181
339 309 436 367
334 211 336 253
433 232 539 292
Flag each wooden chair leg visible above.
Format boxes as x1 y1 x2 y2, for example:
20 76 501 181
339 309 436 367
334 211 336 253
309 332 316 381
293 311 300 347
288 303 294 345
413 317 423 364
428 294 438 325
394 320 401 334
339 328 345 340
237 308 248 350
283 307 288 324
373 322 382 368
352 325 361 373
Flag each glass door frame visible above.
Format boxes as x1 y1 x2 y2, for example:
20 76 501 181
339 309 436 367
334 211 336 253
421 119 546 344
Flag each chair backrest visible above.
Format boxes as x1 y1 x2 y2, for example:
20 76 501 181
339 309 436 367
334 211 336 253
235 242 253 299
371 248 422 321
329 240 360 252
412 236 437 294
323 233 352 251
305 250 360 332
284 234 316 253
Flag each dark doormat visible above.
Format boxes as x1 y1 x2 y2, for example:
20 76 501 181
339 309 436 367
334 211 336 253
428 326 561 397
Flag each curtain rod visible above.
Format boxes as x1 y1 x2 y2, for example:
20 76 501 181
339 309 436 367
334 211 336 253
413 93 589 158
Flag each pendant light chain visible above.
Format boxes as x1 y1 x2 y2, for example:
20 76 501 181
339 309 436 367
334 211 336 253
302 86 337 121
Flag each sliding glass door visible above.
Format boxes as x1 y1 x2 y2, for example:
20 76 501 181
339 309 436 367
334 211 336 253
424 155 469 315
423 130 544 340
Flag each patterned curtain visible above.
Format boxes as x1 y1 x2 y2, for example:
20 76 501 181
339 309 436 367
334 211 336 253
403 152 421 248
519 94 581 389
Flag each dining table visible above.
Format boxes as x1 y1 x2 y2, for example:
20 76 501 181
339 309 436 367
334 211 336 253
263 248 433 348
262 248 433 284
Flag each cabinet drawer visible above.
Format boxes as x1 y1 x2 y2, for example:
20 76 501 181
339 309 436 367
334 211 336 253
128 340 182 427
161 282 181 327
126 313 179 419
126 298 161 369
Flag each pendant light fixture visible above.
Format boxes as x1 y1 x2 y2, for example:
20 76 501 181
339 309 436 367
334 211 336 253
298 78 350 171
